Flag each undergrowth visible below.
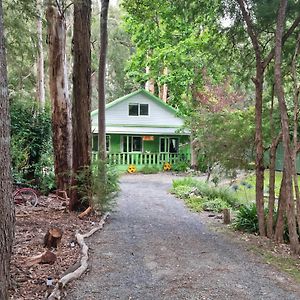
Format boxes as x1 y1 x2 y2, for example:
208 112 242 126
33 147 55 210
171 177 239 213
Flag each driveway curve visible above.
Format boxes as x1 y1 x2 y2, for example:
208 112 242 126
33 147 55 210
67 174 300 300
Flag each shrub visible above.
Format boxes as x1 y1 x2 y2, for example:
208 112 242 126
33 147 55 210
172 161 189 172
171 185 196 198
197 154 208 172
202 197 229 212
140 165 160 174
91 160 120 213
172 177 241 212
10 99 53 190
233 203 260 233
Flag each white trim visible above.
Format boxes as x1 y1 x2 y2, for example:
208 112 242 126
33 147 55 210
128 103 150 117
159 137 179 154
121 135 144 153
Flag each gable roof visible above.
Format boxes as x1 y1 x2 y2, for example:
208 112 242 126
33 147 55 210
91 89 178 117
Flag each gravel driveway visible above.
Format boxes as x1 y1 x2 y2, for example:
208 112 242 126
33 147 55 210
67 174 300 300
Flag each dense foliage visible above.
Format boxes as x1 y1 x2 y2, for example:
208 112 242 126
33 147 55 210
10 99 54 191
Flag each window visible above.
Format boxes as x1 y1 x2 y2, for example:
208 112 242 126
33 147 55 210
122 136 142 152
92 134 110 152
160 137 179 153
140 104 149 116
169 138 179 153
128 103 149 116
129 103 138 116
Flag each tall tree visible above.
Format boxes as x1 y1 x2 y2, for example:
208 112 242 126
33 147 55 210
98 0 109 160
36 0 45 107
70 0 92 210
235 0 300 237
0 0 14 298
46 2 72 192
274 0 299 253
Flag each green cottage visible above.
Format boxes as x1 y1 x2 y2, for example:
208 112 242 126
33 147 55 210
91 89 191 171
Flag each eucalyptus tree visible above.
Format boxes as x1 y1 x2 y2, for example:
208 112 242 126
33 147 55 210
0 0 14 298
46 1 72 192
98 0 109 161
70 0 92 210
36 0 45 107
91 3 134 108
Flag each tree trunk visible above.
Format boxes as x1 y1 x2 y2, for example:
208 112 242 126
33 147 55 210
46 4 72 192
70 0 92 211
0 0 14 297
274 169 287 243
98 0 109 161
274 0 299 254
291 32 300 227
236 0 265 236
267 132 281 238
254 66 266 236
36 0 45 108
158 67 168 102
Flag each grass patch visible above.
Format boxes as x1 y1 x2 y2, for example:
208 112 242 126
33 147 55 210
232 170 295 204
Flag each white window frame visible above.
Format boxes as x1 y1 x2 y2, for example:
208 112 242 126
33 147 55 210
159 137 179 153
128 103 150 117
121 135 143 153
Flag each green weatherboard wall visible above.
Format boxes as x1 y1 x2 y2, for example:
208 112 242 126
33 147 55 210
92 133 190 171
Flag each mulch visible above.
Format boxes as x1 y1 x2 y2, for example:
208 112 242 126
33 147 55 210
9 194 100 300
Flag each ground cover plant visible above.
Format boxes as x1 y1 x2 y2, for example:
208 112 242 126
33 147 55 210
171 177 240 213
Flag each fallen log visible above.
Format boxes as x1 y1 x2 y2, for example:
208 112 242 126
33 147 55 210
44 227 63 249
47 212 109 300
78 206 92 219
26 250 56 266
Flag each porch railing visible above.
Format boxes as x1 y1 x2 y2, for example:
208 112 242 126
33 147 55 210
92 152 190 166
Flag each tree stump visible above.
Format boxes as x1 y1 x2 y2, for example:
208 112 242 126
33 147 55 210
44 227 63 249
223 208 231 224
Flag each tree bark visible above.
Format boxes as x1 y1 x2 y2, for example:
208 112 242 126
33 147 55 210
158 67 168 102
291 32 300 227
46 4 72 192
70 0 92 211
267 84 280 238
274 0 299 254
267 132 281 238
274 169 287 243
236 0 265 236
0 0 14 298
98 0 109 161
254 65 266 236
36 0 45 108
